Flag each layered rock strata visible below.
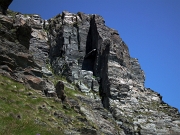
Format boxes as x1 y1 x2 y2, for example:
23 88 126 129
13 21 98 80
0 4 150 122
0 9 55 96
0 1 180 134
47 11 180 135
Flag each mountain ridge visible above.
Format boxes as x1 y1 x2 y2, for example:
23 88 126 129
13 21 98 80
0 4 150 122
0 1 180 134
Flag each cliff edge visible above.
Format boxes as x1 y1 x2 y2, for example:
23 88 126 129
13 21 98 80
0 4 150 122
0 1 180 134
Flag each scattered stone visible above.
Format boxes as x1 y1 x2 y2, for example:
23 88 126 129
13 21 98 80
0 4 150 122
41 67 52 76
55 80 66 102
77 81 91 92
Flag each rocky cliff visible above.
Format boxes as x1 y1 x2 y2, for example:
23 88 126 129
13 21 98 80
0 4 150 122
0 1 180 135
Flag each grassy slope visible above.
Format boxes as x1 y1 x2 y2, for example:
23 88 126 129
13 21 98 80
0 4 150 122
0 75 91 135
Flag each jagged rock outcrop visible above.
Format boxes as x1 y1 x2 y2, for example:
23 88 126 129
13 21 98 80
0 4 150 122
47 11 180 134
0 0 12 15
0 1 180 134
0 7 55 97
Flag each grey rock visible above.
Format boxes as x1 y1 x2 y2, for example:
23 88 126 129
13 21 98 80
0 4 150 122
24 75 56 97
41 67 52 76
61 80 75 90
77 81 91 93
0 2 180 134
92 79 99 92
44 80 56 97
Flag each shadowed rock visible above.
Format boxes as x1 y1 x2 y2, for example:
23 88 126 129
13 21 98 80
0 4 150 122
0 1 180 134
55 81 66 102
0 0 13 15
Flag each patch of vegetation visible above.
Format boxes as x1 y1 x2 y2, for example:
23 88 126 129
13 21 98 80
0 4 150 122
0 74 94 134
23 14 34 18
0 23 3 28
7 10 17 18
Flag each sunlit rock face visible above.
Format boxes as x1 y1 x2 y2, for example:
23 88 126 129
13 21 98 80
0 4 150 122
47 11 180 134
0 1 180 134
48 11 145 109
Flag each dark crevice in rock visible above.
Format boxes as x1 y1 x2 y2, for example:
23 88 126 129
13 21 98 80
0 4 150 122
49 27 64 60
1 4 179 133
76 25 80 51
16 24 32 49
68 36 71 44
61 12 65 25
98 39 111 109
74 15 81 51
85 15 98 55
82 15 111 109
82 15 98 72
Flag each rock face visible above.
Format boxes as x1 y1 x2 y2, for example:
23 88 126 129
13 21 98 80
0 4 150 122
0 7 55 97
0 1 180 135
47 11 180 134
0 0 13 15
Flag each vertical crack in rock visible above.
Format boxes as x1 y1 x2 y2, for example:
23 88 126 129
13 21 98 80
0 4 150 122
82 15 98 72
82 15 111 109
98 39 111 109
1 1 180 134
25 10 180 134
75 18 81 51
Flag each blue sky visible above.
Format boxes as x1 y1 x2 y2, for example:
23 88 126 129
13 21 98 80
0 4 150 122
9 0 180 111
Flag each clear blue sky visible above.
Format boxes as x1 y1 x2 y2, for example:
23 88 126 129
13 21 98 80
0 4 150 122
9 0 180 111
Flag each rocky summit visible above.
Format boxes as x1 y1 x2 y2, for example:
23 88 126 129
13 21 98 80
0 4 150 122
0 1 180 135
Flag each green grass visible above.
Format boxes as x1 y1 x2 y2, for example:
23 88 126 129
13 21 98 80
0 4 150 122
7 10 17 18
0 74 94 135
0 75 64 134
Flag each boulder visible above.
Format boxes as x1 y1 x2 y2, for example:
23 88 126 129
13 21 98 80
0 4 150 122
24 75 45 90
55 81 66 102
41 67 52 76
24 75 56 97
77 81 91 93
92 79 99 92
